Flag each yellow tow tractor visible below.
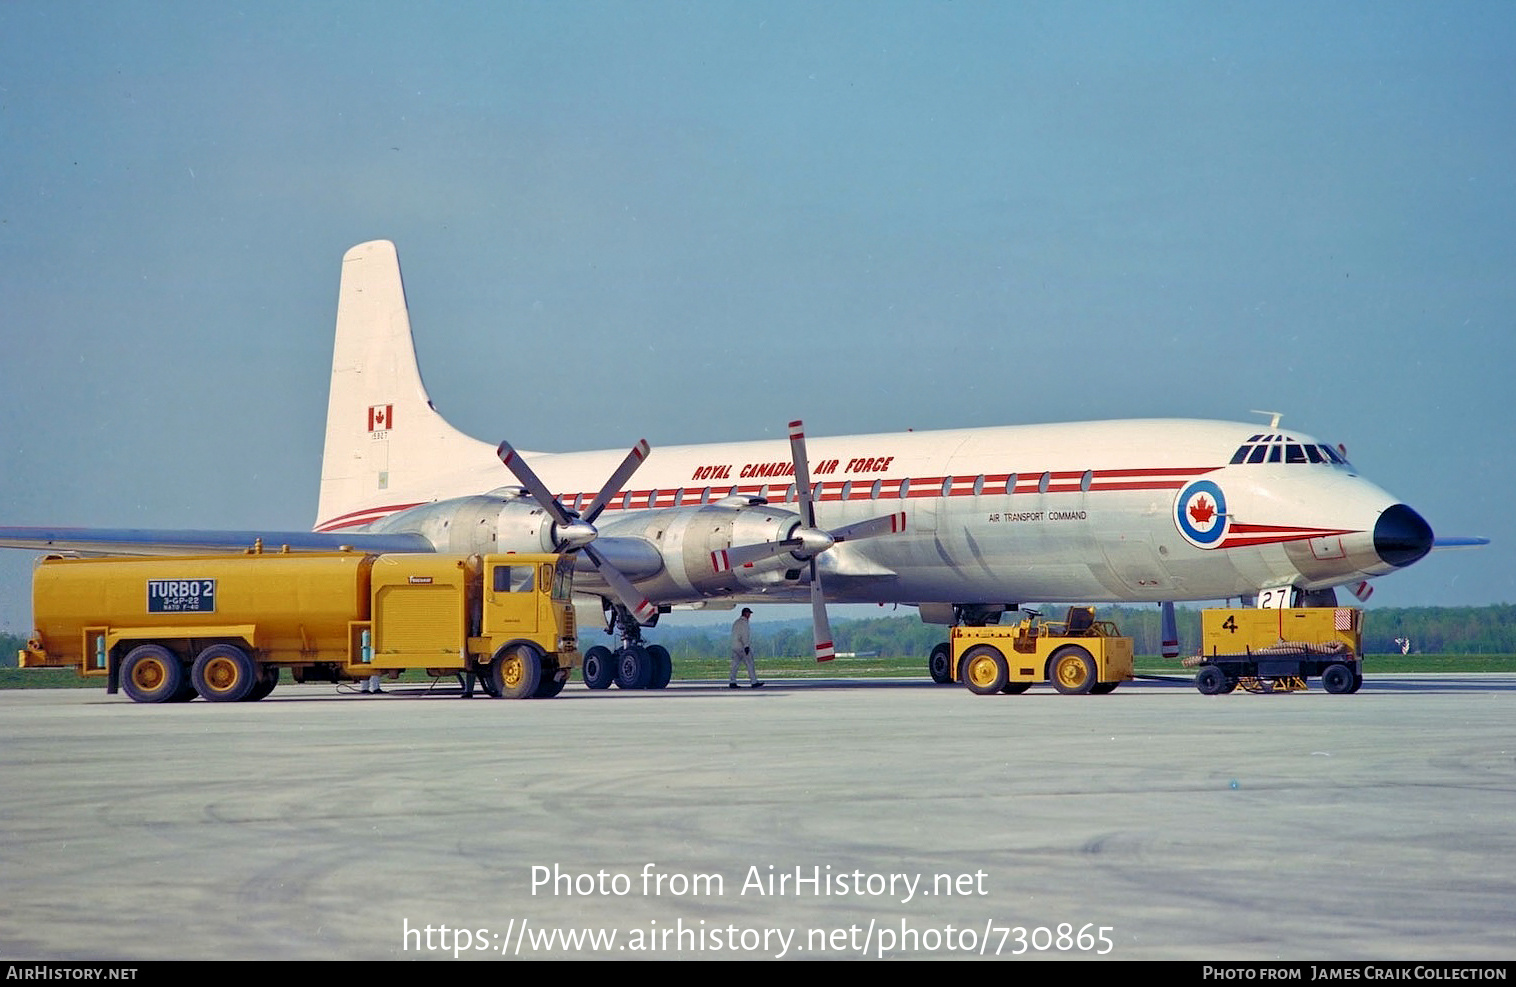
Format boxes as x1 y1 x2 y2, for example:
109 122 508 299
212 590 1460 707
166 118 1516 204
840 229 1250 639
951 606 1135 696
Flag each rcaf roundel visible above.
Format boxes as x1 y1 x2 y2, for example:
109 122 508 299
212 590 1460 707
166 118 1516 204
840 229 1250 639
1174 479 1228 548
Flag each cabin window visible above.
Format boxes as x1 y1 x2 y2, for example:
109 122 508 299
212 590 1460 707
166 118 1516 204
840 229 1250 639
1080 470 1092 492
1038 471 1051 494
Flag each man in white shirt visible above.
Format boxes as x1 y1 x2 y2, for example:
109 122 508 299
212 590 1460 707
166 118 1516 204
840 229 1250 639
729 608 763 689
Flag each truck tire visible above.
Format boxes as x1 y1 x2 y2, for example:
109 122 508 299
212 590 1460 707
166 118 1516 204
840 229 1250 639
247 666 280 701
614 645 650 690
928 642 953 684
491 644 543 700
192 644 259 703
121 644 186 704
1321 663 1354 695
646 644 673 689
582 646 614 690
1050 646 1096 695
1195 665 1227 695
962 645 1008 695
534 670 568 698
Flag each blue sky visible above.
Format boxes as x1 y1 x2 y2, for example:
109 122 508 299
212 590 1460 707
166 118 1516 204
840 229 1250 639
1 1 1512 632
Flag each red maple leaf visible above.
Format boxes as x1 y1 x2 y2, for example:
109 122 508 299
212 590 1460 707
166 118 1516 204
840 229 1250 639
1188 495 1216 525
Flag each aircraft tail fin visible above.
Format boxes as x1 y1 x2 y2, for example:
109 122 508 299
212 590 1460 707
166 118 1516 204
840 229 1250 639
315 240 497 533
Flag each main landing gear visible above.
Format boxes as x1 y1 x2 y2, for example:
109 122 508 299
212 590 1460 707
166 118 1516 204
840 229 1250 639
583 601 672 691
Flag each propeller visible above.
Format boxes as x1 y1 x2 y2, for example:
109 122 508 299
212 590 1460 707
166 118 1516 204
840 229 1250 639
713 420 906 663
496 439 658 623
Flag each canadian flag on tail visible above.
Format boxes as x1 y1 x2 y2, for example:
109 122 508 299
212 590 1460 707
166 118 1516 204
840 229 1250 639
368 404 394 433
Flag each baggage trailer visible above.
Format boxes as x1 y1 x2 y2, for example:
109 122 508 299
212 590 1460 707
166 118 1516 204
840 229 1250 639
951 606 1135 695
1191 607 1363 695
20 550 579 702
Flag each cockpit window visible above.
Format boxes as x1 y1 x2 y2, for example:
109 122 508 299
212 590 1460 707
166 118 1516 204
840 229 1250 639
1229 434 1351 468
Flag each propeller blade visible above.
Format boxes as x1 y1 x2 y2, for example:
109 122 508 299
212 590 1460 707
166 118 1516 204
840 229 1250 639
1160 601 1179 660
828 512 906 542
1349 580 1374 602
810 560 835 662
712 538 805 573
496 440 574 529
580 439 652 525
584 544 658 624
789 420 817 529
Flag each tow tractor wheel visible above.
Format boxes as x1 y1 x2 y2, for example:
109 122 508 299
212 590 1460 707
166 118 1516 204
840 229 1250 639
928 642 953 684
582 646 615 690
646 644 673 690
1348 670 1364 694
1049 646 1096 695
121 644 186 704
614 645 651 690
962 646 1009 696
192 643 258 703
1195 665 1227 695
1321 663 1355 695
491 644 543 700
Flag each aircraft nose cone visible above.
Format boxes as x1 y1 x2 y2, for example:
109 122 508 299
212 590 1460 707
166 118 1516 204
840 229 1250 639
1375 503 1433 568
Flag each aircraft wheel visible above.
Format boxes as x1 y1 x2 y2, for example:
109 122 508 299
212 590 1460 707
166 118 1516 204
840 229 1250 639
246 665 280 701
962 645 1008 696
192 643 258 703
1195 665 1227 695
1321 663 1355 695
928 642 953 684
582 646 615 690
646 645 673 689
614 645 650 690
1000 681 1031 695
1050 646 1096 695
491 644 543 700
121 644 186 704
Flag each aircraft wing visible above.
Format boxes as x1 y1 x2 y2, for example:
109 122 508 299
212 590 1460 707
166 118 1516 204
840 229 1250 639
0 526 432 557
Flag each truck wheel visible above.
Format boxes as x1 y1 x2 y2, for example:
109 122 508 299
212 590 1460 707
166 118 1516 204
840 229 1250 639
1050 647 1096 695
928 642 953 684
1349 670 1364 693
614 645 650 690
582 646 615 690
247 666 280 701
534 670 568 698
646 645 673 689
491 645 543 700
1195 665 1227 695
1321 663 1355 695
121 644 186 704
192 644 259 703
962 646 1008 695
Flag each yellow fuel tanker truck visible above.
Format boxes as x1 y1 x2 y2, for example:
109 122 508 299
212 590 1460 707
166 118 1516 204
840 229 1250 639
19 550 579 703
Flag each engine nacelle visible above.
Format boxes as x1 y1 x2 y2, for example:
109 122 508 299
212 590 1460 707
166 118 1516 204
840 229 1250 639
595 502 810 603
368 494 558 555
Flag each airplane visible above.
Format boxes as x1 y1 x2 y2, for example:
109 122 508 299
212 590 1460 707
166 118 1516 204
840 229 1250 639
1 239 1479 688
